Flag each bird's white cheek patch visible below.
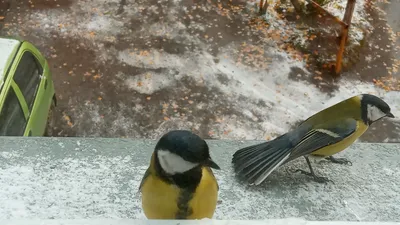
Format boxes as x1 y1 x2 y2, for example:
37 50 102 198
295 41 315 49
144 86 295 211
367 104 386 122
157 150 199 175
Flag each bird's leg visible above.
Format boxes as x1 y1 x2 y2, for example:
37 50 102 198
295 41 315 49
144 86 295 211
259 0 264 14
326 156 352 166
261 0 269 14
295 156 333 184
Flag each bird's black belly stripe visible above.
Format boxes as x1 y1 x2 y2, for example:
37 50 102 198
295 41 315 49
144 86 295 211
175 189 194 219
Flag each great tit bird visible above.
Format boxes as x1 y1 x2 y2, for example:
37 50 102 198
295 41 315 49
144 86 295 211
232 94 394 185
139 130 220 219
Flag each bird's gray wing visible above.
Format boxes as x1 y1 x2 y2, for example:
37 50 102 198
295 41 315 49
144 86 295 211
288 118 358 160
138 168 151 192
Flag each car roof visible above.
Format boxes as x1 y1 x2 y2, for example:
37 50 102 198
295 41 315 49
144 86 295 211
0 38 21 91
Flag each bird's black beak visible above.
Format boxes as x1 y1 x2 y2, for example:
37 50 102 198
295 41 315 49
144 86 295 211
203 158 221 170
386 112 395 118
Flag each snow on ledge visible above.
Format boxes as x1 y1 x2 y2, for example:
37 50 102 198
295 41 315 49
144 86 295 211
0 219 399 225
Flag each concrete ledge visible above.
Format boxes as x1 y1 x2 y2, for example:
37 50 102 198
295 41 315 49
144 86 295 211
0 137 399 221
0 219 399 225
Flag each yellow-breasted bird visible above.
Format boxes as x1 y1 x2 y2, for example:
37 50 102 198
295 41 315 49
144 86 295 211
139 130 220 219
232 94 394 185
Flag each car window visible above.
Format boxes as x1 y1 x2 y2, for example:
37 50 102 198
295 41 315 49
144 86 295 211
0 87 27 136
13 51 42 112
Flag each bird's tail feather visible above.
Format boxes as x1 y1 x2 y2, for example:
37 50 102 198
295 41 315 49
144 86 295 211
232 137 292 185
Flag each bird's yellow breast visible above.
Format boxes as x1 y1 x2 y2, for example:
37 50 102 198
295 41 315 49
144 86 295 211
140 166 219 219
186 167 219 219
311 120 368 156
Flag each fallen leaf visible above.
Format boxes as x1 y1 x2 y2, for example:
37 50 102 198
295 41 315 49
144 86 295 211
223 129 232 135
62 113 74 127
271 32 281 41
314 76 323 80
139 50 149 56
309 34 317 41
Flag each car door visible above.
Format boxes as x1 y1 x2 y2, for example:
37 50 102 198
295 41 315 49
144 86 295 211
0 84 28 136
11 49 44 136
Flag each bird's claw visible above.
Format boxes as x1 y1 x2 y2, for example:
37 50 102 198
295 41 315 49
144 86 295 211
294 169 309 175
294 169 334 184
327 156 352 166
313 176 334 184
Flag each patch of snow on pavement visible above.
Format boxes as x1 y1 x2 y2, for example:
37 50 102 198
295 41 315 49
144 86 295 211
118 50 186 70
124 48 398 140
115 39 400 140
324 0 372 43
14 0 399 141
0 156 147 219
124 71 177 95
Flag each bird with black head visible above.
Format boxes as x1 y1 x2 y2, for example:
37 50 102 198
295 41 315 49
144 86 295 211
139 130 220 219
232 94 395 185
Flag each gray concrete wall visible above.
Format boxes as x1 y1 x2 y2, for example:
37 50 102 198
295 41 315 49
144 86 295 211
0 137 399 222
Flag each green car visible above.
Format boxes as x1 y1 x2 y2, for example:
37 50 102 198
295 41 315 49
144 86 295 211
0 37 56 136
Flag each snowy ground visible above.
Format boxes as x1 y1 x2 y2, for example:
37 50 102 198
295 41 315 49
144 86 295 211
0 0 399 142
3 220 399 225
0 138 399 221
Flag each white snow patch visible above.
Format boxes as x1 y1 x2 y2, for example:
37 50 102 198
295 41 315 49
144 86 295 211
148 118 195 139
148 21 189 38
85 16 124 35
259 0 371 49
26 1 123 39
124 71 177 95
84 101 102 124
118 50 186 70
115 40 400 140
0 139 400 221
4 219 399 225
0 151 20 159
0 157 147 219
324 0 371 43
324 0 371 28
